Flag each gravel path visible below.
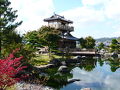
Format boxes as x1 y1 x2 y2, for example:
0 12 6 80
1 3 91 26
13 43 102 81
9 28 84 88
16 82 53 90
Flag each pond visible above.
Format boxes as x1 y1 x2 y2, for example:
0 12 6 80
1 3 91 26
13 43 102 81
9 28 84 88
44 57 120 90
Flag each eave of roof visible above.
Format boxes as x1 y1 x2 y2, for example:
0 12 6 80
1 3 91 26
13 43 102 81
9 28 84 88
60 33 79 41
44 14 73 23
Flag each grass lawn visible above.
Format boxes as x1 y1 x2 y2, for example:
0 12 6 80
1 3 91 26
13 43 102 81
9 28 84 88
31 54 62 66
6 85 16 90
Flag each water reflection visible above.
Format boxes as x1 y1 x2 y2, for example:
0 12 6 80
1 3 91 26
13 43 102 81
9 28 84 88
44 57 120 90
44 67 73 89
108 58 120 72
78 57 97 71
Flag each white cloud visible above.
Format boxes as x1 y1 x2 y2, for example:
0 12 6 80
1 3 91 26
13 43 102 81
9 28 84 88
10 0 54 34
71 66 120 90
104 73 120 90
60 4 105 38
81 0 120 20
60 0 120 38
61 7 105 25
9 0 120 38
82 0 105 6
105 0 120 20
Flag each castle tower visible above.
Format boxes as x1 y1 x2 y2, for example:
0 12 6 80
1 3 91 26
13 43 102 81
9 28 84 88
44 14 74 33
44 14 78 48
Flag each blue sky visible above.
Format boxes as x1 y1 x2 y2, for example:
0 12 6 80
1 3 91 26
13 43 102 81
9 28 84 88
53 0 82 13
10 0 120 39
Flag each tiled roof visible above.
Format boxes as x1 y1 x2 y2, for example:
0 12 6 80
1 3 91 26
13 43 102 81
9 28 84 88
44 14 73 23
60 33 79 41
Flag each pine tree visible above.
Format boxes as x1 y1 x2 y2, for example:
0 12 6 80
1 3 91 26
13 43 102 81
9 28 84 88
0 0 22 56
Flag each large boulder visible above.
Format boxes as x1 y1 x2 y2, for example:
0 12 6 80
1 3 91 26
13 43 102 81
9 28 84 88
111 52 118 58
73 56 81 59
49 59 61 66
66 59 80 64
58 66 69 73
67 79 80 84
61 61 66 66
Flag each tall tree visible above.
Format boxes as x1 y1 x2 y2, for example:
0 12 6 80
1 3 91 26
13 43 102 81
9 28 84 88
23 26 60 58
1 31 22 57
79 37 86 48
38 26 60 57
0 0 22 56
23 30 42 49
85 36 96 49
98 42 105 50
79 36 95 49
110 39 120 53
111 39 118 44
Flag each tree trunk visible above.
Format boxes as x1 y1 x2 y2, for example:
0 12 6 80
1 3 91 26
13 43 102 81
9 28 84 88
48 47 51 59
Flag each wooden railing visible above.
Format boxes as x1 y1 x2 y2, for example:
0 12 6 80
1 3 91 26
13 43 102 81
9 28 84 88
58 48 96 52
49 24 74 31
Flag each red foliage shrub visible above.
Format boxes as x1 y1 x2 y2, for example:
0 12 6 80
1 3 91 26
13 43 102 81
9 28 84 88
0 48 28 89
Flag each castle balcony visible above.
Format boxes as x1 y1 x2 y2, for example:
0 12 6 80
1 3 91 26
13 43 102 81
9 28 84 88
49 24 74 32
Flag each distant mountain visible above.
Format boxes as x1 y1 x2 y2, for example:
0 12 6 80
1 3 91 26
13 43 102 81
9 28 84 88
95 37 118 42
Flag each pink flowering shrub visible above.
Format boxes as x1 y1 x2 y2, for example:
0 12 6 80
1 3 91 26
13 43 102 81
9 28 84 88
0 48 28 89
